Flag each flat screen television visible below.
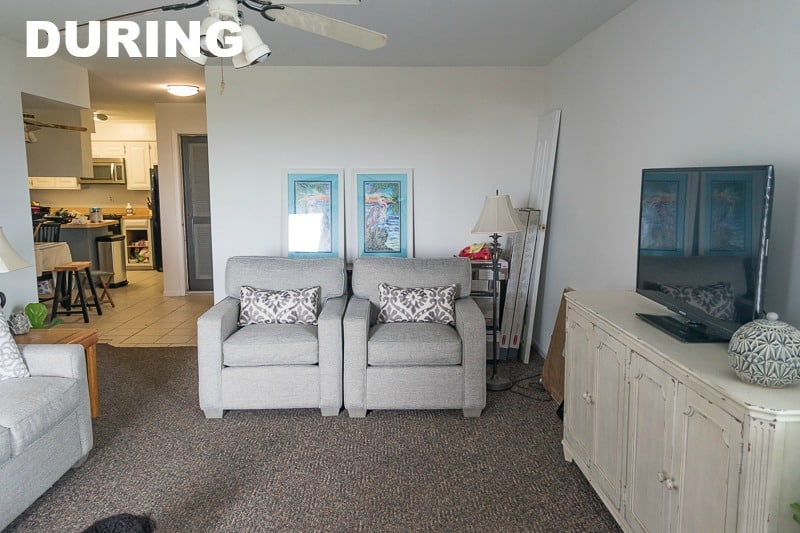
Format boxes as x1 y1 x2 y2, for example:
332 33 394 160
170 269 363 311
635 165 775 342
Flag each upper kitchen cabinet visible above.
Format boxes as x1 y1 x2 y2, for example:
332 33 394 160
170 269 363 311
91 141 157 190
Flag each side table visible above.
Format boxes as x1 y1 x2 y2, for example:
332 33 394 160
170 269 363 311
14 327 100 418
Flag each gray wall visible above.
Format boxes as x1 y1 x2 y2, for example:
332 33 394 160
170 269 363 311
535 0 800 351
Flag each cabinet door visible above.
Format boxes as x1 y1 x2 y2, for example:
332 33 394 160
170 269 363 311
92 141 125 158
590 326 627 509
149 142 158 166
626 351 676 533
669 387 742 533
125 142 151 190
564 309 595 468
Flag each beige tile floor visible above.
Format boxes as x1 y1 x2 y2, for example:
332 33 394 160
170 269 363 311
55 269 213 347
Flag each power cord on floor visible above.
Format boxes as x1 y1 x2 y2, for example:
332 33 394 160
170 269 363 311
509 372 553 401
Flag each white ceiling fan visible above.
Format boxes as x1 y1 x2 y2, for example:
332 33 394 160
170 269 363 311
73 0 387 67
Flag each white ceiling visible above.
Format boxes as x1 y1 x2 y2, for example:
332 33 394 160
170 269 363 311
1 0 634 118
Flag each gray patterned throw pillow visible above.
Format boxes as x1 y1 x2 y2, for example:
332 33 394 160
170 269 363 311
238 285 321 326
658 281 736 321
0 313 29 381
378 283 457 325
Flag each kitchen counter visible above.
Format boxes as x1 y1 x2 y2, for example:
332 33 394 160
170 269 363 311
60 220 119 229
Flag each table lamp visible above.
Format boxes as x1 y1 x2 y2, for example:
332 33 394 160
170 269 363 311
472 191 525 391
0 226 31 310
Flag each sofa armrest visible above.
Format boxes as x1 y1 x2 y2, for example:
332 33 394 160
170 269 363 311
20 344 87 379
197 297 240 413
343 297 371 411
318 295 347 412
455 297 487 412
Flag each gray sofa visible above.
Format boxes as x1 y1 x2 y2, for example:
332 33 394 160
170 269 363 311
197 256 347 418
343 257 486 417
0 344 94 530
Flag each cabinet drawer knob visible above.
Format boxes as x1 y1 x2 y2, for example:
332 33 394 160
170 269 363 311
657 471 665 483
665 478 677 490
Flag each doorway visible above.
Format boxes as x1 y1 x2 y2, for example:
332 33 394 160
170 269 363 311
180 135 213 292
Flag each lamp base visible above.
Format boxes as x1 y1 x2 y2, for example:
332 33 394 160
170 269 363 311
486 373 512 391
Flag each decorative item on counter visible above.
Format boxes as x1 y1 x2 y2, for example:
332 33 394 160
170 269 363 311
126 202 133 215
89 207 103 223
728 312 800 387
8 312 31 335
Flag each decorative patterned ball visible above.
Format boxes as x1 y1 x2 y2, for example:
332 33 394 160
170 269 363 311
728 312 800 388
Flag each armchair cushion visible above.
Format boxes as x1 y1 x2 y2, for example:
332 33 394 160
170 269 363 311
223 324 319 366
368 322 462 366
0 316 29 381
238 285 320 326
378 283 457 325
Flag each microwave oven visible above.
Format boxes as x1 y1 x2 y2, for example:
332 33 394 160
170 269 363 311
83 157 126 184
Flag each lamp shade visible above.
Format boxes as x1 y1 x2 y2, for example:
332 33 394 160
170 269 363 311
472 194 525 234
0 227 31 273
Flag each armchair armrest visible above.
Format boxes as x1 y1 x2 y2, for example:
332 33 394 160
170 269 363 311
21 344 87 380
343 296 371 412
197 296 240 413
318 295 348 412
455 297 487 412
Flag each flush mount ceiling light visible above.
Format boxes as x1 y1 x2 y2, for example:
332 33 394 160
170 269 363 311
166 84 201 96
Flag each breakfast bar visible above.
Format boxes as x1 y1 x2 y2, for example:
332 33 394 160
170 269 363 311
59 220 118 271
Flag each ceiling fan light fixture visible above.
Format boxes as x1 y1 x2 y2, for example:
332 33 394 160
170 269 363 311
199 15 222 56
166 84 200 97
240 24 271 64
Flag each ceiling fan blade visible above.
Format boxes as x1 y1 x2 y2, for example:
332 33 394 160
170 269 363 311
23 119 87 132
63 1 207 31
270 6 387 50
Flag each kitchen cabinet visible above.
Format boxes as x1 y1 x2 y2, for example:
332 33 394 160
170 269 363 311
563 291 800 533
91 141 156 190
122 217 153 270
28 177 81 190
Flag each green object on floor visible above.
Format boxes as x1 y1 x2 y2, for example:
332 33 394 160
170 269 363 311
25 302 48 329
791 502 800 524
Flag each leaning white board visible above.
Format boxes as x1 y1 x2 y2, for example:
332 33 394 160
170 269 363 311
520 109 561 363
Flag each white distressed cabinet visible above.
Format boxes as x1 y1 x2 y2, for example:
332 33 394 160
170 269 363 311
563 291 800 533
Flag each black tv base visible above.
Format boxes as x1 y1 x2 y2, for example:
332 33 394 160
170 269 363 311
636 313 730 343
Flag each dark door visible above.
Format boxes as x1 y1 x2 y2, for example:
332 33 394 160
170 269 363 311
181 135 213 291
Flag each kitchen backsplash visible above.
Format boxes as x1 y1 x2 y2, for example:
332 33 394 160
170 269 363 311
29 185 150 211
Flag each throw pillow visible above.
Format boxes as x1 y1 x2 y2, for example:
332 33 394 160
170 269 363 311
658 281 736 321
378 283 457 325
0 314 30 381
238 285 321 326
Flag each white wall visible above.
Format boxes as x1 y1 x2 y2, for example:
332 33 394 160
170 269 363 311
0 37 89 313
154 103 208 296
535 0 800 352
205 66 544 301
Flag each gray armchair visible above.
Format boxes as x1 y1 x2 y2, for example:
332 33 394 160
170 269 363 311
197 256 347 418
343 257 486 417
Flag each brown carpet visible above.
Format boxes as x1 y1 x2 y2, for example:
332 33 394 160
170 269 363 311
5 345 619 532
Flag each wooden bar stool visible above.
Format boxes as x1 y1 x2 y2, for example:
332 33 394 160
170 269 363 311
73 270 115 308
51 261 102 323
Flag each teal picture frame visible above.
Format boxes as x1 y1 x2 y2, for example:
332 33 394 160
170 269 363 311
283 169 344 258
349 169 414 259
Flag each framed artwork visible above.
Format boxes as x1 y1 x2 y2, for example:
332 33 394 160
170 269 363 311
282 169 344 258
347 169 414 260
639 172 687 256
701 173 752 256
